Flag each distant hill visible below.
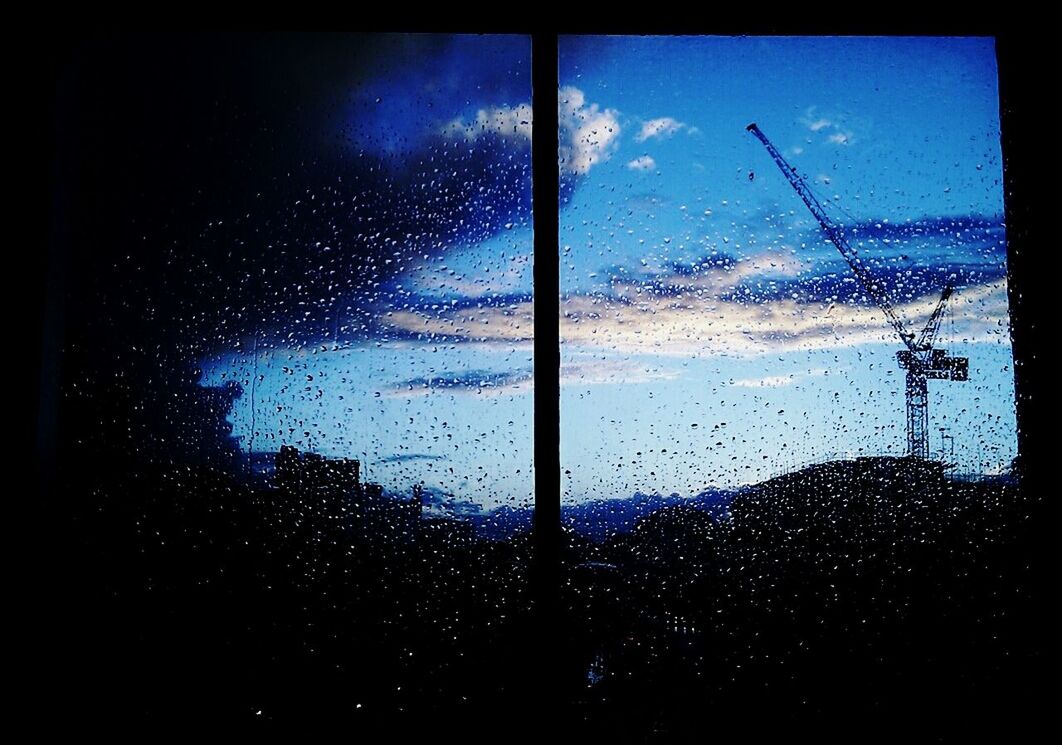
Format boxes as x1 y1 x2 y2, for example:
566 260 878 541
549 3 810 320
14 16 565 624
464 456 1006 542
469 488 733 541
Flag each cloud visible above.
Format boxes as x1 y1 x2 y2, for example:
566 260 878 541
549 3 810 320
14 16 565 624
802 106 858 146
729 368 828 388
561 358 682 386
183 115 538 352
405 249 532 299
635 117 687 142
385 265 1010 360
442 103 533 141
380 212 1008 358
384 358 680 397
558 86 622 175
626 155 656 171
390 368 534 397
730 374 798 388
742 214 1008 306
558 277 1010 358
378 453 448 464
842 214 1004 242
383 296 534 344
444 88 620 177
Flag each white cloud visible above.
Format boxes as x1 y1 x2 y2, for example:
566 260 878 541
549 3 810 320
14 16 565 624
626 155 656 171
442 88 621 176
730 368 828 388
383 302 534 344
635 116 687 142
802 106 858 146
730 374 797 388
561 358 681 386
442 103 532 141
557 279 1010 358
558 86 622 175
384 273 1011 360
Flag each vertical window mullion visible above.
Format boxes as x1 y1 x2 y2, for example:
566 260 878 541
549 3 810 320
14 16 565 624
531 28 561 663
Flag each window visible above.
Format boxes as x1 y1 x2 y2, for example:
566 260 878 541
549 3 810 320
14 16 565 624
37 30 1045 737
555 36 1036 738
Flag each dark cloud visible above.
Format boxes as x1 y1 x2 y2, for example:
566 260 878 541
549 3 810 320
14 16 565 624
392 369 533 395
51 33 539 459
184 129 534 350
56 33 539 361
838 214 1004 243
378 453 448 465
593 213 1005 308
340 35 532 157
724 262 1006 308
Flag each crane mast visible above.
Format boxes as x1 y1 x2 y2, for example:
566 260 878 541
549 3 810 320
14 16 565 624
746 123 968 460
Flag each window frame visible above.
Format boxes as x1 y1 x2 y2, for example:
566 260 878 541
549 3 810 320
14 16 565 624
31 27 1046 732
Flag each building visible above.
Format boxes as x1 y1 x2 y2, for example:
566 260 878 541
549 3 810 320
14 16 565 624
274 446 422 544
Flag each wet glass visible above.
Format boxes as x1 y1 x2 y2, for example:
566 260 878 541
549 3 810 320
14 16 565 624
40 30 1040 736
557 35 1025 736
49 32 535 727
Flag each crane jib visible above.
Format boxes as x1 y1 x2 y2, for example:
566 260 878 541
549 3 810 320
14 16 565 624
746 123 919 354
747 122 968 461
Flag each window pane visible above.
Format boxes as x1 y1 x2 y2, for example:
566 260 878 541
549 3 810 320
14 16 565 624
558 35 1027 734
50 32 534 727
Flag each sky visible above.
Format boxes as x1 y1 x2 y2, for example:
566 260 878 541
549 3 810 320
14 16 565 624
200 35 1015 510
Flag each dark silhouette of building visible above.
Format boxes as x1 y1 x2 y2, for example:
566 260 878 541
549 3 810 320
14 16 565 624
275 444 361 495
273 446 421 544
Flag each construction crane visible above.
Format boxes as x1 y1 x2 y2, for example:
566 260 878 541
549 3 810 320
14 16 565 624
746 123 968 460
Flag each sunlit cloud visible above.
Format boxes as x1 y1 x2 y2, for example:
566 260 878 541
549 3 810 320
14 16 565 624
559 279 1009 357
442 103 533 141
729 368 829 388
384 273 1009 359
627 155 657 171
635 116 688 142
559 86 622 175
384 302 534 344
802 106 858 146
442 87 621 176
730 374 799 388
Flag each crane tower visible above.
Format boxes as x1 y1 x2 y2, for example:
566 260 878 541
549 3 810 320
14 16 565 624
747 123 968 459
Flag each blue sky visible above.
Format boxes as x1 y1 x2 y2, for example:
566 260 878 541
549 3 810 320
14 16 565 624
201 35 1015 511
